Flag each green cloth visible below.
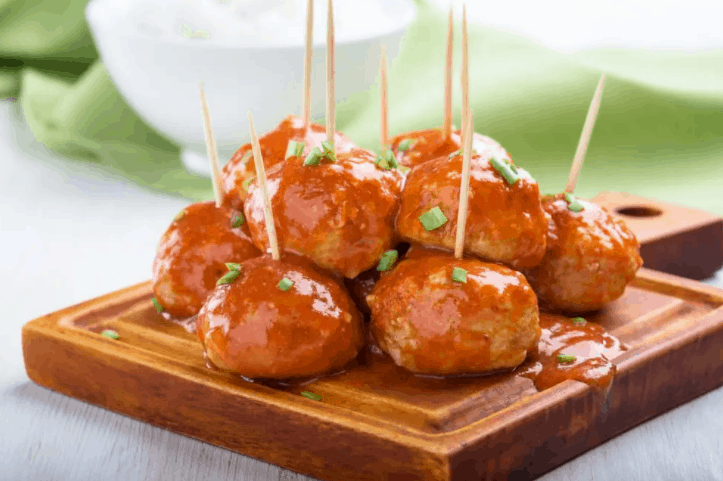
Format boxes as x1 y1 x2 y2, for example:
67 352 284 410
2 0 723 214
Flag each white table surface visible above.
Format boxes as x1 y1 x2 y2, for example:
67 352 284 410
2 1 723 475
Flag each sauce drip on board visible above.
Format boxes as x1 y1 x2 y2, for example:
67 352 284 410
518 313 628 392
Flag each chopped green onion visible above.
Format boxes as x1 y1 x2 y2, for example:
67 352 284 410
452 267 467 283
300 391 321 401
490 156 519 185
285 140 305 159
225 262 241 272
304 147 323 166
572 317 587 325
242 176 255 192
398 166 411 174
375 150 397 170
277 277 294 291
564 192 585 212
240 150 253 165
398 139 414 151
557 354 577 363
151 297 163 313
377 250 399 272
101 329 120 340
418 206 448 231
217 268 241 285
174 209 186 222
321 140 336 162
231 214 245 228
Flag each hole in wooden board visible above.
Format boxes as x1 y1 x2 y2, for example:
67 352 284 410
615 205 663 218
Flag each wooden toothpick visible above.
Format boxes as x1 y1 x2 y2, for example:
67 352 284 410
442 6 453 140
380 45 388 148
302 0 313 127
326 0 336 147
247 111 280 261
199 83 223 208
565 73 606 193
460 4 469 143
455 110 474 260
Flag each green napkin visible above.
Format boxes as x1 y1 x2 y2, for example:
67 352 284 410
3 0 723 214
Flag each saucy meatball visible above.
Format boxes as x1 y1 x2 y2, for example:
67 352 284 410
152 201 261 318
390 128 510 169
221 115 357 209
525 194 643 313
196 254 365 379
367 254 540 375
244 148 403 279
396 152 548 270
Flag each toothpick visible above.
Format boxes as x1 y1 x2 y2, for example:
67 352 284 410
199 83 223 208
326 0 335 147
380 45 388 148
247 111 280 261
442 6 453 140
302 0 313 127
565 73 606 194
454 110 474 260
460 4 469 142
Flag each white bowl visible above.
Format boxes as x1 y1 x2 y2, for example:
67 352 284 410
85 0 416 176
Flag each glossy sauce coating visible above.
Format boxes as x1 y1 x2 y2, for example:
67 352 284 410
368 254 540 375
396 153 548 269
525 195 643 313
221 114 357 209
196 254 365 379
152 201 261 318
518 314 628 392
244 148 403 278
390 128 510 169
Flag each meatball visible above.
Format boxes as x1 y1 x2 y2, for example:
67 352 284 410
396 152 548 270
367 254 540 375
525 194 643 313
152 201 261 318
196 254 365 379
390 128 510 169
221 114 357 209
244 148 403 278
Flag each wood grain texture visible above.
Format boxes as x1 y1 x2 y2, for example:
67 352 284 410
592 191 723 280
22 270 723 480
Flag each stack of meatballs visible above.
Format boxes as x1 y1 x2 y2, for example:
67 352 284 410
151 116 643 381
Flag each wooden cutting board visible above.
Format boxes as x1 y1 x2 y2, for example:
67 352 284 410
21 193 723 481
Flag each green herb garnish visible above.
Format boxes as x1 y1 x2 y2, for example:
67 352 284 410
572 317 587 325
564 192 585 212
151 297 163 313
240 150 253 165
452 267 467 283
304 147 323 166
277 277 294 291
285 140 305 159
242 176 255 192
418 206 448 231
377 250 399 272
490 156 519 185
321 140 336 162
398 138 414 151
101 329 120 340
174 209 186 222
557 354 577 363
231 214 245 228
300 391 321 401
375 150 397 170
217 265 243 285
